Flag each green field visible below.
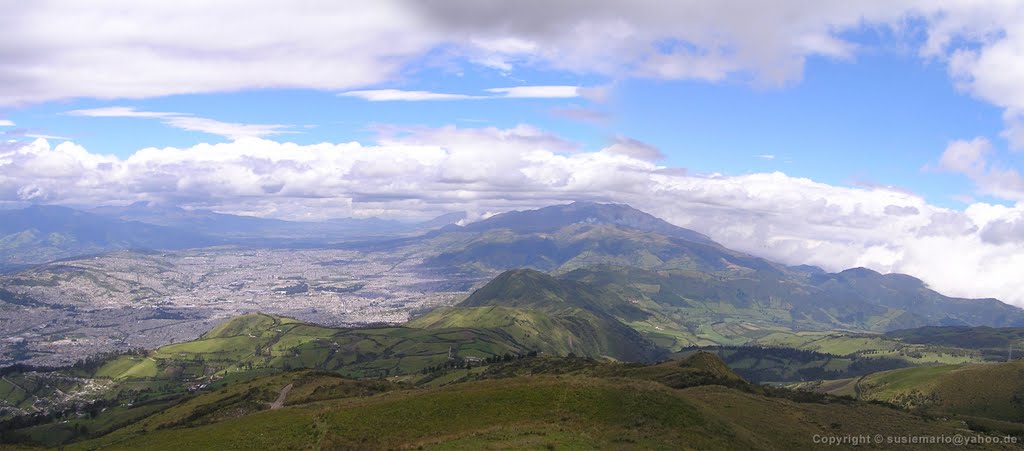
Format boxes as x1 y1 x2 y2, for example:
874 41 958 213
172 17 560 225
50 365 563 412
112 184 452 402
752 331 982 365
92 313 530 382
796 361 1024 428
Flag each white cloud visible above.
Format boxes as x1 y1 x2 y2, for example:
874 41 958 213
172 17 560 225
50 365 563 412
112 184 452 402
65 106 177 119
601 135 664 161
66 107 295 139
756 154 777 160
0 3 959 102
936 137 1024 201
5 125 1024 306
927 3 1024 150
1 2 1024 154
340 86 584 101
485 86 580 98
0 120 14 127
339 90 482 101
23 133 71 140
938 137 990 176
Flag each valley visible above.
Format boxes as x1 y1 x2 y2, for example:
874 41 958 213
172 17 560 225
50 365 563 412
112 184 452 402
2 201 1024 448
0 248 480 367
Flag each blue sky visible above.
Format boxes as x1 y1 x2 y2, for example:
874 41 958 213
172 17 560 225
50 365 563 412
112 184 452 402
3 2 1024 303
0 33 1010 209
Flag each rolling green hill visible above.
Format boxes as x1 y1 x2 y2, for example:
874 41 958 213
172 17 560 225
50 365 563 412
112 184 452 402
408 202 1024 334
97 313 529 380
3 314 1019 449
561 264 1024 336
61 353 999 450
795 361 1024 430
885 326 1024 361
675 346 912 383
408 269 665 362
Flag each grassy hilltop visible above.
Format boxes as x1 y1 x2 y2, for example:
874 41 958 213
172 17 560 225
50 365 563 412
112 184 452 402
2 311 1021 449
64 353 995 451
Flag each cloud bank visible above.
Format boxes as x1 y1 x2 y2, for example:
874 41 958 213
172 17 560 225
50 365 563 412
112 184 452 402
4 127 1024 306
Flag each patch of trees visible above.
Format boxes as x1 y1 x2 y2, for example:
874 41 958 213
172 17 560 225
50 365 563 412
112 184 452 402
419 350 538 375
681 346 909 383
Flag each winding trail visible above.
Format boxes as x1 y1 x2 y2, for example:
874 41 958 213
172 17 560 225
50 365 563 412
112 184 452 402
270 383 293 409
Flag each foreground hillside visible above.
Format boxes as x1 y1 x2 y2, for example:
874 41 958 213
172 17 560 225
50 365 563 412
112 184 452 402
64 354 1000 451
796 361 1024 429
3 313 1022 449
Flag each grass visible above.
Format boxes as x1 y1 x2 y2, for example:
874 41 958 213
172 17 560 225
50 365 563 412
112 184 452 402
66 355 986 451
752 331 982 365
89 314 530 382
803 361 1024 425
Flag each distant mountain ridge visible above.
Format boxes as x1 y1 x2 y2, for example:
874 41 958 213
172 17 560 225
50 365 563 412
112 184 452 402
0 205 217 265
0 203 469 265
404 201 1024 334
563 264 1024 334
93 201 417 240
4 200 1023 338
421 202 783 276
460 201 718 245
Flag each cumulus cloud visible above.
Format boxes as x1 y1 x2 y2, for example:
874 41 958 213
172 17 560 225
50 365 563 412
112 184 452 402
939 137 990 176
5 125 1024 306
601 136 665 161
339 90 483 101
884 205 920 216
0 120 14 127
0 3 998 101
937 137 1024 201
66 107 295 139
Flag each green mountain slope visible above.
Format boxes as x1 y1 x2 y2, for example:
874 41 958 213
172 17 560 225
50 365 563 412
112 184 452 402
65 354 994 451
885 326 1024 361
408 269 665 362
562 265 1024 336
96 313 529 380
408 202 785 277
797 361 1024 427
405 202 1024 334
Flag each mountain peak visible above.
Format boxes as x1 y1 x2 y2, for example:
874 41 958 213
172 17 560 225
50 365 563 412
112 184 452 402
462 202 718 246
677 351 743 381
839 267 882 278
461 268 568 309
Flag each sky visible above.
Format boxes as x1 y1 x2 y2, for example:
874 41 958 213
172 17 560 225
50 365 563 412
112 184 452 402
2 1 1024 305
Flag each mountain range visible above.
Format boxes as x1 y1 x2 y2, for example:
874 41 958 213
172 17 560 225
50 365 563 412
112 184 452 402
3 201 1024 448
402 202 1024 337
0 205 215 267
4 201 1022 338
0 203 463 265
